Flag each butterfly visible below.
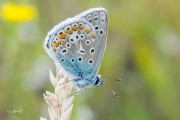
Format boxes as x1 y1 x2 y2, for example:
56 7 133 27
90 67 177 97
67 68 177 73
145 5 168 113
44 8 108 95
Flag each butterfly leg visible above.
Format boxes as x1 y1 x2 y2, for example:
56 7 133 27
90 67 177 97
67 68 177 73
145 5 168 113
67 86 84 98
74 88 84 96
74 84 84 96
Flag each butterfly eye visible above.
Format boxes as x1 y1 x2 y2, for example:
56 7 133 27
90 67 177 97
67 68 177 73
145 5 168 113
94 77 99 86
90 48 95 54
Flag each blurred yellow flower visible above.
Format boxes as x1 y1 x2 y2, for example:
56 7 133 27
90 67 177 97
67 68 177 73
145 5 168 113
1 2 37 22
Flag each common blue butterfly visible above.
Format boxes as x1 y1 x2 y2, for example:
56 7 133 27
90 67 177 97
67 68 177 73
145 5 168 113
44 8 108 95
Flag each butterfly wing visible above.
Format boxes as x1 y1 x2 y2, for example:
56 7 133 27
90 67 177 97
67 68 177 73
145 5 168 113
44 8 108 80
75 8 108 78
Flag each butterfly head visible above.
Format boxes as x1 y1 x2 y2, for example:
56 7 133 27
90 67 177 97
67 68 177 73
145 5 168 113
94 75 104 87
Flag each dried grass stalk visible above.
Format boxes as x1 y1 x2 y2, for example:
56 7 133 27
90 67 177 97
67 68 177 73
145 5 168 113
41 65 74 120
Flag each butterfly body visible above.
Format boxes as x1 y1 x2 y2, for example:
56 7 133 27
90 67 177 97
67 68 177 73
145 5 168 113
44 8 108 92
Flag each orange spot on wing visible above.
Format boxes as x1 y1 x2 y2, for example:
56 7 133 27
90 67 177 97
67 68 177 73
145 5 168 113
54 42 59 47
85 29 90 34
92 33 95 38
79 25 84 30
72 26 78 31
59 33 66 39
57 40 61 44
53 48 56 52
66 29 73 34
53 40 61 47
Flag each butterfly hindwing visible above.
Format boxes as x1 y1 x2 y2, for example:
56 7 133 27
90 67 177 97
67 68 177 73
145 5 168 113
44 8 108 79
83 9 108 76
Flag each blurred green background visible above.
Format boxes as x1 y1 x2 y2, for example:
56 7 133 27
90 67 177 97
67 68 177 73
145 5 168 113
0 0 180 120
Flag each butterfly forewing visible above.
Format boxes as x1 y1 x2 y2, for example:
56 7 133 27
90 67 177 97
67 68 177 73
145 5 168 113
44 8 108 80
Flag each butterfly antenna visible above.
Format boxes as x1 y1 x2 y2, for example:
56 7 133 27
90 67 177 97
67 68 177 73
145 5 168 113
103 80 118 98
102 75 121 81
